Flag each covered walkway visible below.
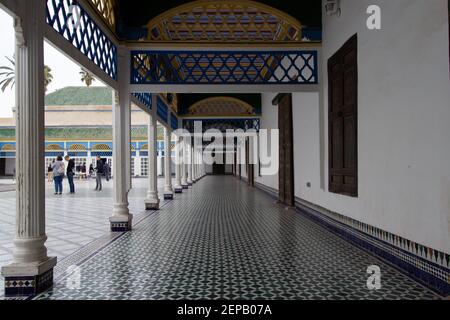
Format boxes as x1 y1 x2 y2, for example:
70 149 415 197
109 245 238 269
0 0 449 300
35 176 438 300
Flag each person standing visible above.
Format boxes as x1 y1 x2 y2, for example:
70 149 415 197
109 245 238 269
65 155 75 194
89 163 94 179
95 156 104 191
47 161 54 182
104 161 111 181
52 156 65 195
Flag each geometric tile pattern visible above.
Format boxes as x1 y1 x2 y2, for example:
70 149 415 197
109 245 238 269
34 177 441 300
0 178 171 299
131 50 318 85
294 198 450 295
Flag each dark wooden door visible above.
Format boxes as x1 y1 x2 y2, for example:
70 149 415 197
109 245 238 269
212 163 225 175
278 93 295 206
328 34 358 197
0 158 5 176
234 149 237 176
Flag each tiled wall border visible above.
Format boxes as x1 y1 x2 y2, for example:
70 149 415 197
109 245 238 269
254 181 450 297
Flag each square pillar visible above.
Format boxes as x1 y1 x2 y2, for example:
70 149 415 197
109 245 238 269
1 1 57 297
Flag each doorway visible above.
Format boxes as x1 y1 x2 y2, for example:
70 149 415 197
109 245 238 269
274 93 295 206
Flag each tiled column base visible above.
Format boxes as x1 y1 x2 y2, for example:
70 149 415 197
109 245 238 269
181 184 188 189
110 220 132 232
145 200 160 210
2 257 57 297
164 193 174 200
109 215 133 232
174 187 183 194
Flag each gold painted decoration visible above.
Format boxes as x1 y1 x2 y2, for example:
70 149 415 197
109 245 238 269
46 144 64 151
88 0 116 30
68 144 87 151
188 97 255 117
91 143 111 151
146 0 302 42
1 144 15 151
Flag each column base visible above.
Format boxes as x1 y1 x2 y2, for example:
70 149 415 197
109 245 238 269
145 198 160 210
181 184 188 189
2 257 57 297
173 186 183 193
164 192 174 200
187 180 193 186
109 214 133 232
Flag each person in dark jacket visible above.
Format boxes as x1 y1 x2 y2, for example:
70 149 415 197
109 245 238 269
65 155 75 194
89 164 94 178
95 156 104 191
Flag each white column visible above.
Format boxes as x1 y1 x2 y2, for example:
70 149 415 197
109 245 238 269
145 96 160 209
191 144 197 183
110 46 133 232
181 138 188 189
1 1 57 297
194 151 198 181
173 134 183 193
186 136 193 185
163 126 174 199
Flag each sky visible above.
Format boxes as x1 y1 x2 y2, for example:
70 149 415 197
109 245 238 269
0 8 104 118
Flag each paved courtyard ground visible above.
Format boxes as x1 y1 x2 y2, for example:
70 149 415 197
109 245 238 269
0 177 173 266
0 176 441 300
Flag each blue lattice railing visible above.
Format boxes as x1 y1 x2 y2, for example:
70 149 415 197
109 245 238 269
46 0 117 80
157 96 168 123
132 93 152 110
131 50 318 85
171 113 178 131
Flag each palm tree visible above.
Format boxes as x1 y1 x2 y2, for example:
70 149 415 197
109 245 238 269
0 56 14 92
80 68 95 87
0 56 53 92
44 65 53 92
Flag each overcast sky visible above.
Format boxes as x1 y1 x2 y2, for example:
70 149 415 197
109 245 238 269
0 8 104 118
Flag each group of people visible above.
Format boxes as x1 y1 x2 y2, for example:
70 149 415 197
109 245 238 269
49 156 110 195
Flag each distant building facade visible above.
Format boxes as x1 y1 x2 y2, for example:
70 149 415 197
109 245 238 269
0 86 173 177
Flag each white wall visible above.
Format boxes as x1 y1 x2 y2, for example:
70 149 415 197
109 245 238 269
289 0 450 253
254 93 279 190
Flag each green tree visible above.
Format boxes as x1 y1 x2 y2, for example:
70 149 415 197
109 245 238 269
0 56 14 92
80 68 95 87
44 65 53 92
0 56 53 92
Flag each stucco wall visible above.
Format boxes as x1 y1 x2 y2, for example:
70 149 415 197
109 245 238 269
291 0 450 253
254 93 278 191
255 0 450 253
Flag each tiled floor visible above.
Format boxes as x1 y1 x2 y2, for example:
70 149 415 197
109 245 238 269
0 177 172 297
26 176 440 300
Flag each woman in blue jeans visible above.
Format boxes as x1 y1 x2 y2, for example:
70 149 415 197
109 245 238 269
52 155 65 195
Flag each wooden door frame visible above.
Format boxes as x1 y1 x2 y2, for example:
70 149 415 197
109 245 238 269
273 93 295 206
